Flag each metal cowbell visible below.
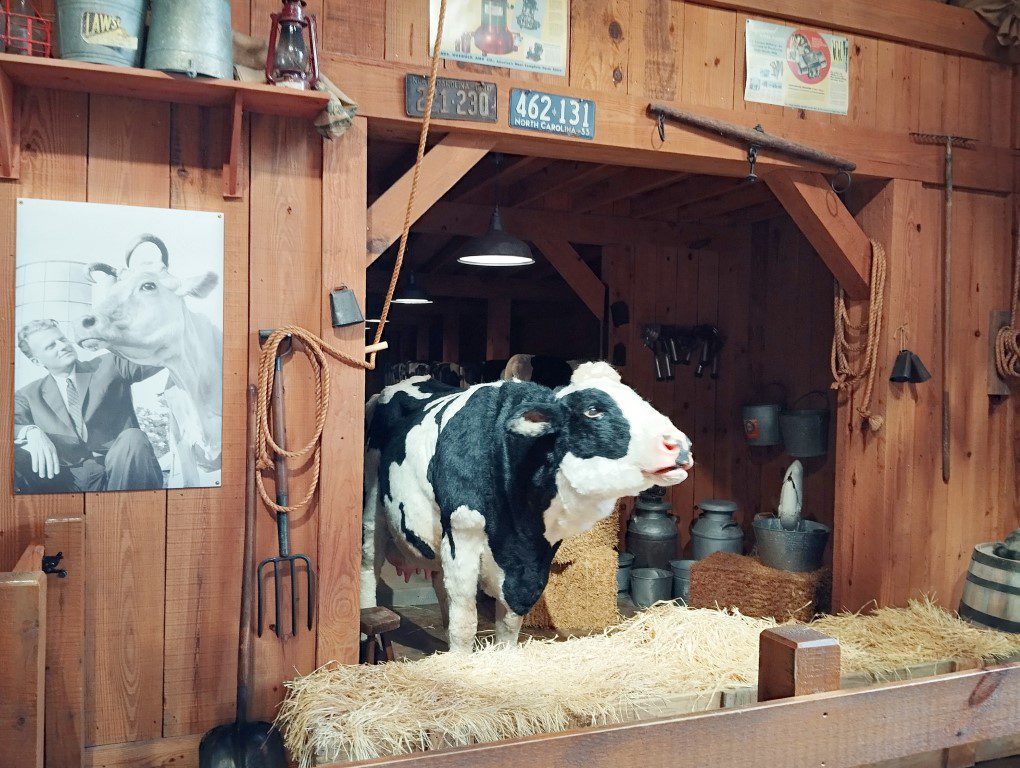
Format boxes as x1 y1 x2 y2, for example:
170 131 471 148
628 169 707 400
145 0 234 80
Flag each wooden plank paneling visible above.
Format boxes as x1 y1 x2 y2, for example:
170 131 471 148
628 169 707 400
386 0 429 66
0 571 46 768
628 0 683 100
248 112 323 721
161 103 249 736
691 249 720 508
84 95 170 746
569 0 631 92
323 0 385 58
84 734 201 768
45 517 85 768
317 116 368 665
680 4 736 110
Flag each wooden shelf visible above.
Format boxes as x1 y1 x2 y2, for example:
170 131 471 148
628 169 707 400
0 53 331 197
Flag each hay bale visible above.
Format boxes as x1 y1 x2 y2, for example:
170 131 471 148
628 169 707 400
524 511 620 633
688 552 830 622
280 600 1020 766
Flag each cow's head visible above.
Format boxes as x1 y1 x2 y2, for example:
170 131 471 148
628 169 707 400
507 361 693 502
74 263 218 362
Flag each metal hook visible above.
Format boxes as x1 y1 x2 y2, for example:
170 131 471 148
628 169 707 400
656 113 666 143
830 168 853 196
746 124 765 183
42 551 67 578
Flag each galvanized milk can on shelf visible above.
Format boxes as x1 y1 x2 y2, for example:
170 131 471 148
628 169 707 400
625 486 678 570
56 0 147 67
690 499 743 560
145 0 234 79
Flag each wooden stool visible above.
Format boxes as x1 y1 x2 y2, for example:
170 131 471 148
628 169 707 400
359 606 401 664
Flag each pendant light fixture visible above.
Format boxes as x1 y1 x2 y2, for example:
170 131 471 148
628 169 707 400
392 271 432 305
457 154 535 267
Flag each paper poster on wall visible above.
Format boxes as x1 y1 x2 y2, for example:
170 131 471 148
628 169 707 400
430 0 569 76
14 199 224 494
743 19 849 115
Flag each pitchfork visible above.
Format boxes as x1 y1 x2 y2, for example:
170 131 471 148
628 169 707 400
257 331 315 638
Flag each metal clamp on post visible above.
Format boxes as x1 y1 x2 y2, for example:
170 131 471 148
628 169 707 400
42 551 67 578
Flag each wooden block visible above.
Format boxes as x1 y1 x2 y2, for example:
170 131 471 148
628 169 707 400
360 606 401 635
758 625 841 702
14 542 44 572
0 571 46 768
45 517 85 768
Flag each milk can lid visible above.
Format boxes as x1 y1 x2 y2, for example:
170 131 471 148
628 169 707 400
698 499 738 513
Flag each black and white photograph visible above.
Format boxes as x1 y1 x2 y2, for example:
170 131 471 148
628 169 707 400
14 198 224 494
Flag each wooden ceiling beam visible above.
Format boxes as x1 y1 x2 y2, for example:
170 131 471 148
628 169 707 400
412 201 686 246
505 162 621 208
574 169 687 214
675 182 774 222
532 239 605 320
633 175 742 219
765 169 872 299
367 133 496 264
448 155 550 202
366 272 570 302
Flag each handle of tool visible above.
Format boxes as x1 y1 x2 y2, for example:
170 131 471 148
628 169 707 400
236 385 257 724
272 354 290 507
942 140 953 483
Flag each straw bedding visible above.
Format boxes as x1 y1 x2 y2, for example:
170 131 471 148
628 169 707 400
279 599 1020 766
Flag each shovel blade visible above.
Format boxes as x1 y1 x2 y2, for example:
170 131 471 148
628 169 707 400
199 721 287 768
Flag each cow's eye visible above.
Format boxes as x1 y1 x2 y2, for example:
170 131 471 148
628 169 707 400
583 406 604 420
139 281 157 292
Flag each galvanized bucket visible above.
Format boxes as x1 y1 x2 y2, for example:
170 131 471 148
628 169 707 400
56 0 147 67
669 559 695 603
741 382 786 447
780 391 830 458
753 516 830 572
617 551 635 594
145 0 233 79
630 567 672 608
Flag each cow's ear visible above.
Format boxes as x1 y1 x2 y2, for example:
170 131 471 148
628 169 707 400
507 403 563 438
176 271 218 298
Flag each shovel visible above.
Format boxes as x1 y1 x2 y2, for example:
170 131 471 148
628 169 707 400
199 385 287 768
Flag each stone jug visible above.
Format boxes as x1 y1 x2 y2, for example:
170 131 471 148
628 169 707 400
626 487 678 570
690 499 743 560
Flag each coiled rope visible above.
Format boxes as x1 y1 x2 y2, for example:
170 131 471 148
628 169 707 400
254 0 449 514
994 227 1020 379
830 240 888 432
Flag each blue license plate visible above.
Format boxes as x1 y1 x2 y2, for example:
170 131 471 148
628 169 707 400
509 89 595 140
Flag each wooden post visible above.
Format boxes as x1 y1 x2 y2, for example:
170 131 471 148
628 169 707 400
486 297 511 360
416 320 431 361
442 312 460 363
757 625 841 702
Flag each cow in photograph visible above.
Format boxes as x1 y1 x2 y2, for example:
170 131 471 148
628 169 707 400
74 264 222 484
362 362 693 653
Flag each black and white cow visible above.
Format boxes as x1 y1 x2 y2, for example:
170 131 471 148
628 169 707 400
361 362 693 653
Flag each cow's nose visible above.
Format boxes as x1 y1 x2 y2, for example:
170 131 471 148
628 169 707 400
81 315 96 328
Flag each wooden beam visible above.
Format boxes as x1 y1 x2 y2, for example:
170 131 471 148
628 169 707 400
45 518 85 768
0 65 20 179
765 169 872 299
367 272 569 302
0 571 45 768
367 133 496 263
487 297 511 360
505 162 621 208
532 238 606 320
675 182 774 222
339 58 1013 193
449 155 549 203
442 313 461 362
634 175 741 219
412 201 686 247
758 626 841 702
332 664 1020 768
687 0 1003 61
575 169 687 214
13 541 44 572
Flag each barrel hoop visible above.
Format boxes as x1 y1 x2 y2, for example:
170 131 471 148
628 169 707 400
966 571 1020 597
971 546 1020 573
959 603 1020 633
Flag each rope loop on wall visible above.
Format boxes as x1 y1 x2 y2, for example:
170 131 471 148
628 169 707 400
994 228 1020 380
830 240 888 432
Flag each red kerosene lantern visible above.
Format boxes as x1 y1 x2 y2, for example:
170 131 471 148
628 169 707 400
266 0 319 89
473 0 516 56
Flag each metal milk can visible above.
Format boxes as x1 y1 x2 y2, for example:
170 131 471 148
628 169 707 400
626 487 678 570
690 499 743 560
145 0 234 79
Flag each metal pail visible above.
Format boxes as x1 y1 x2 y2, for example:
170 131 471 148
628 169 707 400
742 382 786 446
617 551 635 594
630 568 672 608
780 391 830 458
753 517 830 573
669 559 695 603
56 0 146 67
145 0 233 79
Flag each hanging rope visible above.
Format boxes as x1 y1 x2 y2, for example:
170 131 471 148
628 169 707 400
830 240 888 432
253 0 449 514
994 227 1020 379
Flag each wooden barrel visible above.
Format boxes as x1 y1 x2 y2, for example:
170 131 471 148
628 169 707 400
958 543 1020 633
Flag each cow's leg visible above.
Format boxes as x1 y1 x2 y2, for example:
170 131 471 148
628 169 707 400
431 570 450 629
440 506 486 653
360 450 386 609
493 600 523 647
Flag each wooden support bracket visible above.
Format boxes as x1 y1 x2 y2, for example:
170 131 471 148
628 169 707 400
765 170 872 300
0 65 20 180
222 92 245 199
1 564 46 768
758 625 841 702
532 238 606 320
367 133 496 265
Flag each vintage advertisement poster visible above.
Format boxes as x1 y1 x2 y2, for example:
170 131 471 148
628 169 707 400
430 0 569 76
14 199 224 494
743 19 850 115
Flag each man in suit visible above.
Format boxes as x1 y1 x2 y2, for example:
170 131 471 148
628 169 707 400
14 319 164 493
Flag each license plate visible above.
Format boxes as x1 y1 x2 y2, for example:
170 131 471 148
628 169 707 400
509 89 595 140
405 75 497 123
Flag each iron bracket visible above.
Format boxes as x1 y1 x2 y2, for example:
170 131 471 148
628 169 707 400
43 551 67 578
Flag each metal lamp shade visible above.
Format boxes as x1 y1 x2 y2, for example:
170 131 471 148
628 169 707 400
457 209 535 267
393 273 432 305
